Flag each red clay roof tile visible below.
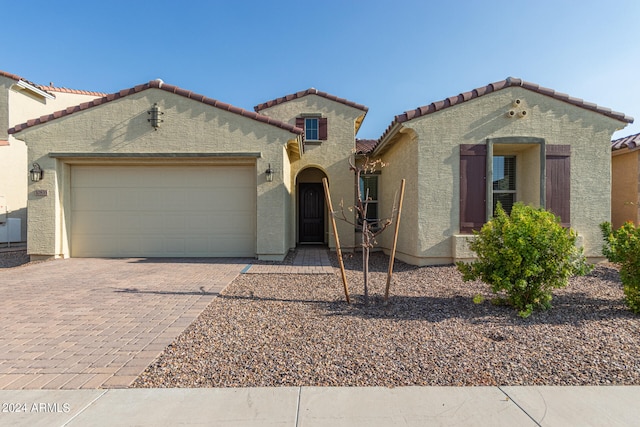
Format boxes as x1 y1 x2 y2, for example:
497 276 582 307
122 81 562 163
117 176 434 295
254 88 368 113
356 139 377 154
612 132 640 151
1 69 106 98
8 80 303 136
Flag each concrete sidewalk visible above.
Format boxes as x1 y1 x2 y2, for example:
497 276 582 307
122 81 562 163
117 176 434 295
0 386 638 426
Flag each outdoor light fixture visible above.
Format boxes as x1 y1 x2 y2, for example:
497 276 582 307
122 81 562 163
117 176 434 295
265 163 274 182
29 163 43 182
147 103 164 129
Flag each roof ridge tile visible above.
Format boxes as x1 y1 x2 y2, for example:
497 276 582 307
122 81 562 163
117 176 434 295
612 132 640 151
254 88 368 112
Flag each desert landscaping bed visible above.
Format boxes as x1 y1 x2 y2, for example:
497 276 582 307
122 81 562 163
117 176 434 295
134 252 640 387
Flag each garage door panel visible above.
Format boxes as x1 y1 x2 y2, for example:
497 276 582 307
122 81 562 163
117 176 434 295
73 188 123 211
74 212 119 235
71 165 256 257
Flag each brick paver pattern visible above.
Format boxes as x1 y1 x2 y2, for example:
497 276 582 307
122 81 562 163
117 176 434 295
244 246 334 274
0 257 249 390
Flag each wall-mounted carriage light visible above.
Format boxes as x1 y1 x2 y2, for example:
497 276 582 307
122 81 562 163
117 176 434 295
148 103 164 129
29 163 43 182
265 163 274 182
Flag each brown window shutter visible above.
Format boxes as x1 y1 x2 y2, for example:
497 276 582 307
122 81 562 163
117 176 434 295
295 117 305 130
546 145 570 227
319 117 328 140
460 144 486 233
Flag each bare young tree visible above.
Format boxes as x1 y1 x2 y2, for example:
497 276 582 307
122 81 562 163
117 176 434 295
335 155 395 305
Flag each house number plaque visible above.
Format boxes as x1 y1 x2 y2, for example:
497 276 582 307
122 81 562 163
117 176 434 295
34 189 48 197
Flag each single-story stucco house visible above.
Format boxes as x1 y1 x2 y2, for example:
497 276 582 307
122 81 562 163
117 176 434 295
7 76 633 265
0 70 104 242
611 132 640 229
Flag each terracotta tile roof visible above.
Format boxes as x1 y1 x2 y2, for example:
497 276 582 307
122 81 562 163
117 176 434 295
1 69 105 98
0 70 23 81
254 88 368 113
356 139 377 154
39 86 107 97
9 80 303 136
0 70 56 98
375 77 635 153
611 132 640 151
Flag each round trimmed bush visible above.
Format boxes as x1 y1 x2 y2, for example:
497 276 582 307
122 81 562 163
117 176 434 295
457 203 591 318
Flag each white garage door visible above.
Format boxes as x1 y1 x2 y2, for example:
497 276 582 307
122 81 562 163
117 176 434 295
71 165 256 257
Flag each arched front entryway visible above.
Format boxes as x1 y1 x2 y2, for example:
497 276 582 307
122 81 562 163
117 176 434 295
296 167 328 244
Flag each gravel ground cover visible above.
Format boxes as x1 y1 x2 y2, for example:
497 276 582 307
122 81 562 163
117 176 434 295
134 252 640 387
0 249 30 268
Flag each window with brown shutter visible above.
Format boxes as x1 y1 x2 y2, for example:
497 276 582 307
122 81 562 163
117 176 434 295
319 117 328 140
460 144 487 233
545 145 570 227
296 116 327 141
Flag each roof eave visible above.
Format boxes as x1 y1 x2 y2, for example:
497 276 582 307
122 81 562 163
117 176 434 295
372 121 403 156
15 80 55 100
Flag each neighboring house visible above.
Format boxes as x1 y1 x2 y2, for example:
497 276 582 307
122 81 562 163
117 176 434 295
0 70 104 242
611 132 640 229
7 77 633 264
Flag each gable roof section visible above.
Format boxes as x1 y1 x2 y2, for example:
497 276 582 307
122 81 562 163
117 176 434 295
9 80 303 136
254 88 368 113
612 132 640 151
372 77 634 155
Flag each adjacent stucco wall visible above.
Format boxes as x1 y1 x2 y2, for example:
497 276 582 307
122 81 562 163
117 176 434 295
611 149 640 228
13 88 296 260
376 129 419 264
257 94 366 251
378 87 625 264
0 79 100 241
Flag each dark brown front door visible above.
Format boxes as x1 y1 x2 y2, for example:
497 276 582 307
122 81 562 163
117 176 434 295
299 183 324 243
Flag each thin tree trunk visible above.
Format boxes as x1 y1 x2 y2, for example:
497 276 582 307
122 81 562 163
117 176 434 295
363 219 369 306
385 179 406 302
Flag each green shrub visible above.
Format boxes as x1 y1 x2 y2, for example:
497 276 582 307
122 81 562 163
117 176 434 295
457 203 591 318
600 222 640 313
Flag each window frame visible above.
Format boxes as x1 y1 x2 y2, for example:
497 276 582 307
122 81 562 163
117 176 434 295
304 117 319 141
485 137 546 221
357 173 380 230
297 114 327 142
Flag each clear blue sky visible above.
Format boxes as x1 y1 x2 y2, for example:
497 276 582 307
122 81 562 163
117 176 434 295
2 0 638 139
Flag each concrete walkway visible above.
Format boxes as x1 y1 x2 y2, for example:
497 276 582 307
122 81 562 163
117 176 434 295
243 246 334 274
1 386 639 426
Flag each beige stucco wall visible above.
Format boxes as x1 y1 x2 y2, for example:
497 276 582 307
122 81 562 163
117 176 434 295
257 94 366 252
0 77 99 242
13 88 297 260
377 87 626 265
611 149 639 229
376 129 420 264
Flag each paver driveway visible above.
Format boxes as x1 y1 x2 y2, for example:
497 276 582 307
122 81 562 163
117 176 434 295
0 257 250 390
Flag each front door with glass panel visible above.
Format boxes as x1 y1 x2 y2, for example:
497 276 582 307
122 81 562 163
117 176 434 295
299 183 324 243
